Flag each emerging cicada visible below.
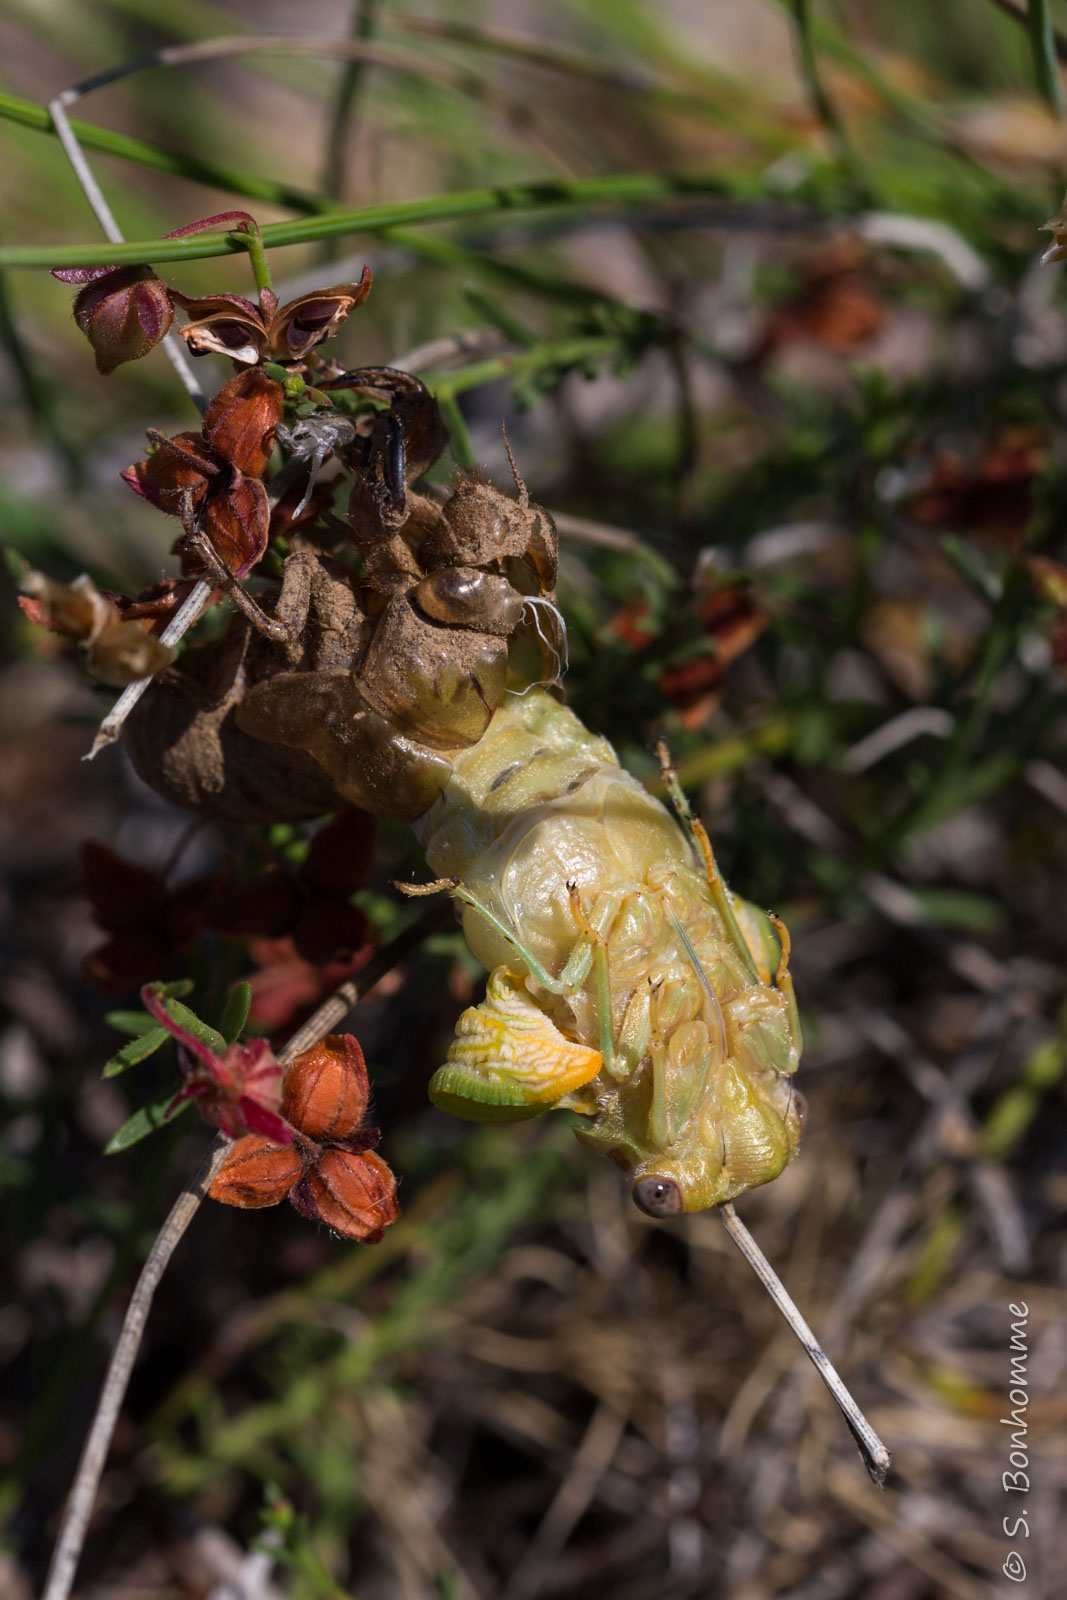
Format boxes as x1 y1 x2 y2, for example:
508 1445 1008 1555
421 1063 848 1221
120 372 803 1216
409 685 804 1216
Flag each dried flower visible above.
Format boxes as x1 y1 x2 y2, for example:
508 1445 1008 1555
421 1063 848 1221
53 264 174 374
141 983 291 1143
206 808 376 1031
19 571 172 687
659 582 768 727
1041 197 1067 264
172 267 372 365
905 429 1043 547
758 237 884 356
122 367 283 575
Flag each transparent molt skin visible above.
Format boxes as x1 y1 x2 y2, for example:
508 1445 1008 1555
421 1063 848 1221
415 687 804 1214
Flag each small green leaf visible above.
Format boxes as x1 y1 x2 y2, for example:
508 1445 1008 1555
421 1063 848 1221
160 998 226 1054
104 1090 193 1154
148 978 195 999
105 1009 160 1037
220 982 253 1045
102 1027 169 1078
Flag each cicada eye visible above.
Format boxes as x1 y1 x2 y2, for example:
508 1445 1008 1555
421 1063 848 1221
632 1175 683 1218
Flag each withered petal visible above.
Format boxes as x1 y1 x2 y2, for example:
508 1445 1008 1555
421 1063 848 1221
300 807 376 897
267 266 372 360
81 840 165 931
121 431 213 513
85 620 173 687
203 473 270 577
168 288 262 319
204 368 284 477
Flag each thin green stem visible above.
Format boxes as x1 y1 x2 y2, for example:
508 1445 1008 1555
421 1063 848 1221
985 0 1067 65
381 224 605 309
789 0 864 187
1027 0 1063 112
425 334 621 399
235 221 273 295
0 90 326 214
0 171 730 269
321 0 382 216
438 393 475 471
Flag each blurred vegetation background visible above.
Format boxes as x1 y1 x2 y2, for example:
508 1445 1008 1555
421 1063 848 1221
2 1 1067 1596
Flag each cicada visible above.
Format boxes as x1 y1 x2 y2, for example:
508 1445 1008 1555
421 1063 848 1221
122 374 803 1217
408 684 804 1215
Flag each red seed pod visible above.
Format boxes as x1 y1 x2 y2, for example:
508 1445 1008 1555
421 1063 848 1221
209 1135 303 1209
61 265 175 374
290 1148 399 1242
282 1033 369 1140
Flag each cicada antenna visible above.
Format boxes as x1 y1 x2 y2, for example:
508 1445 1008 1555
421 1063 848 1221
717 1201 892 1486
501 423 529 508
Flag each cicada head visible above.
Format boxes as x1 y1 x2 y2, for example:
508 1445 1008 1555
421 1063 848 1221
627 1066 806 1215
575 966 805 1215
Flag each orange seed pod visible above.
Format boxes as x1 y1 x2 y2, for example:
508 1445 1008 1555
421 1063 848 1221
209 1134 303 1209
291 1148 399 1241
282 1033 369 1140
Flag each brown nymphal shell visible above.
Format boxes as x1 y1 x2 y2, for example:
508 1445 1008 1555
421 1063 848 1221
124 639 345 824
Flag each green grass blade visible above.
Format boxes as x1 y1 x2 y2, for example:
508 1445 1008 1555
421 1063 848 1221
0 170 731 269
0 89 327 214
1028 0 1063 112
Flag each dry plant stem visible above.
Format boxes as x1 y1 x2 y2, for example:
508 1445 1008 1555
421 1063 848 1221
40 1136 230 1600
41 909 444 1600
717 1202 891 1486
47 90 218 760
49 94 207 413
85 580 214 759
54 34 575 182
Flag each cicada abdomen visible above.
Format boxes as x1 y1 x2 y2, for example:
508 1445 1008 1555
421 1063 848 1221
411 685 804 1216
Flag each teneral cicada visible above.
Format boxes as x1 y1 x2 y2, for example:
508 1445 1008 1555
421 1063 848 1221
410 686 804 1216
122 371 803 1217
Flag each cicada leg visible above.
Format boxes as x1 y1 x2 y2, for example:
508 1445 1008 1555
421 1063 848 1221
768 911 803 1057
395 876 598 998
656 740 760 982
565 881 617 1075
398 875 638 1089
